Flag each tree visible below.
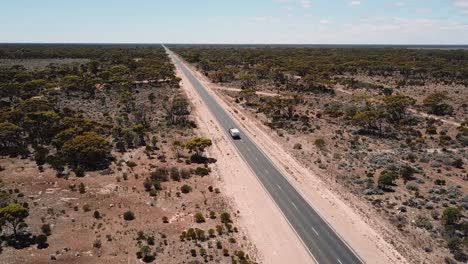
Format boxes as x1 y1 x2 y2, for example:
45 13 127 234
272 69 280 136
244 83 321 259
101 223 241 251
79 183 86 194
378 171 397 190
140 245 153 261
352 110 385 135
51 128 82 149
165 96 190 126
240 88 256 105
194 213 205 223
36 234 48 249
442 207 462 225
22 79 46 98
239 74 257 88
447 237 461 251
123 211 135 221
0 82 20 104
0 123 23 149
423 92 454 116
62 132 112 170
185 137 212 158
181 184 192 194
41 224 51 236
22 111 60 144
220 212 231 224
119 90 135 113
0 203 29 237
400 165 416 184
314 138 326 150
172 139 183 159
382 94 416 122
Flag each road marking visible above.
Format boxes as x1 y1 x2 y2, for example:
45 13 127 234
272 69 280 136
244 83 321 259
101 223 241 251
291 201 298 210
264 168 269 174
337 258 343 264
276 184 282 190
311 227 319 236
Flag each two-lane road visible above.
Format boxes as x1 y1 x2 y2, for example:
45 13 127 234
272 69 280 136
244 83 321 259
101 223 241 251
166 47 363 264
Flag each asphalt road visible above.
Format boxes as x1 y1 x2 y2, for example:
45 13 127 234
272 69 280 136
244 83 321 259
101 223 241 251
166 47 363 264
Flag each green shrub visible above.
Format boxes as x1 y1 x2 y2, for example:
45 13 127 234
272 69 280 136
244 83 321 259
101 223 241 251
414 216 433 230
126 161 137 168
314 138 326 150
194 213 205 223
181 184 192 194
123 210 135 221
195 167 210 176
41 224 51 236
447 237 461 251
442 207 462 225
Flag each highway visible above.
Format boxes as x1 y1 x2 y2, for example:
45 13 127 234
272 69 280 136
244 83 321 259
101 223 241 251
165 47 363 264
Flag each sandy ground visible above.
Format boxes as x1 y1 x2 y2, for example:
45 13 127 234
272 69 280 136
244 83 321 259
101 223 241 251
170 55 313 264
174 54 412 264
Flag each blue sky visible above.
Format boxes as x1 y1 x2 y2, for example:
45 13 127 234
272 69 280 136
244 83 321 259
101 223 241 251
1 0 467 44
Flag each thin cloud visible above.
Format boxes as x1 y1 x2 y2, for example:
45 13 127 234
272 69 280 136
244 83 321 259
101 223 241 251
453 0 468 13
349 1 361 6
300 0 312 8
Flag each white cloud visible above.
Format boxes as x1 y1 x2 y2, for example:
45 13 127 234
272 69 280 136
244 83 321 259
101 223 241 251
349 1 361 6
300 0 312 8
319 19 331 24
272 0 312 9
453 0 468 13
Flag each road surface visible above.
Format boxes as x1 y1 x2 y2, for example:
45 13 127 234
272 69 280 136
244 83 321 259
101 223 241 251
165 46 363 264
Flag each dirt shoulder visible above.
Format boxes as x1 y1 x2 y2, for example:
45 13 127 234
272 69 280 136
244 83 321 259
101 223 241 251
169 53 313 264
174 54 412 264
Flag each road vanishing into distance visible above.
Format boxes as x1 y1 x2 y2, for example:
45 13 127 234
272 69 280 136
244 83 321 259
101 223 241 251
165 46 363 264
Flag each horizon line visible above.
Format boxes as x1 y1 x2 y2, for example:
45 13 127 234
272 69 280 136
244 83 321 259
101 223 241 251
0 42 468 46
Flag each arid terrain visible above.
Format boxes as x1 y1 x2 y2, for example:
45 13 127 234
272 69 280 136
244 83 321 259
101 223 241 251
1 44 467 264
0 45 257 264
172 46 468 264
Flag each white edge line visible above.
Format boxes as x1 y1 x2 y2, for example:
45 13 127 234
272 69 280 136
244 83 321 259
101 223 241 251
172 49 366 263
184 56 366 263
168 49 320 264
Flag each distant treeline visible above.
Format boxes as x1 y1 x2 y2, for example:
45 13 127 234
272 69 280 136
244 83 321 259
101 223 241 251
174 47 468 86
0 44 165 60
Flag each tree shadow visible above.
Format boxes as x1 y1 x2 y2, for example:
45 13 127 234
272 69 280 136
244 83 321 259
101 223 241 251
143 255 155 263
4 232 36 249
190 155 217 164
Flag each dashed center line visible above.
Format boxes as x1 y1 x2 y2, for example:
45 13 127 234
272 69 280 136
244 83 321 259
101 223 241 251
337 258 343 264
311 227 319 236
276 184 282 190
291 201 298 210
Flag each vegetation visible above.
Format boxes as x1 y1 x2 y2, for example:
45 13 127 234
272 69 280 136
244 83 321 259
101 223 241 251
0 203 29 237
174 46 468 91
123 210 135 221
0 45 256 263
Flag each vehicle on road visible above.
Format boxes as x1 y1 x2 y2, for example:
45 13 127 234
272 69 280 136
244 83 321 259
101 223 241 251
229 128 241 139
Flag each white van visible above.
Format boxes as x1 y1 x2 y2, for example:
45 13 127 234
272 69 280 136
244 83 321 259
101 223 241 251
228 128 241 139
